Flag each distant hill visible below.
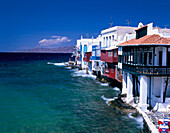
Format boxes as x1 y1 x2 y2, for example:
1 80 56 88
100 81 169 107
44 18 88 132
18 46 75 53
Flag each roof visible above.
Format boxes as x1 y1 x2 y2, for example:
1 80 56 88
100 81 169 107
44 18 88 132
101 26 137 34
118 34 170 46
101 46 118 51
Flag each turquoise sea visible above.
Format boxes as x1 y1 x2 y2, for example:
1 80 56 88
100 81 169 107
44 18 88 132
0 53 143 133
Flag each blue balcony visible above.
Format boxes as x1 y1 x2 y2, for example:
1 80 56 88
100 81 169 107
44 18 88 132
91 56 100 61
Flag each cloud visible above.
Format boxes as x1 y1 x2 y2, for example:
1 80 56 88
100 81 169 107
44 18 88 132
39 36 71 46
51 36 60 38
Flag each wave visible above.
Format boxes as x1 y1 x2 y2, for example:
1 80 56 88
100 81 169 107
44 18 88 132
128 113 143 128
47 62 67 66
47 62 54 65
53 63 66 66
99 83 109 86
65 67 72 69
72 70 96 79
69 68 79 72
101 95 117 106
113 87 120 91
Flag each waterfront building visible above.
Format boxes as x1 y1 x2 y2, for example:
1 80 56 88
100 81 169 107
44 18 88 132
90 35 102 75
118 22 170 112
84 50 92 72
100 26 136 82
76 36 94 69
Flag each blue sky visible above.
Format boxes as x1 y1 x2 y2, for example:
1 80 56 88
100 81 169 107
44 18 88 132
0 0 170 51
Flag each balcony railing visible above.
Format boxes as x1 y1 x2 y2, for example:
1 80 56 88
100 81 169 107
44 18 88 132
101 56 118 63
122 64 170 76
90 56 101 61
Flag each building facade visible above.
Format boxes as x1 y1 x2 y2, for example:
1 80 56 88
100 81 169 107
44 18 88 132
118 23 170 111
100 26 137 82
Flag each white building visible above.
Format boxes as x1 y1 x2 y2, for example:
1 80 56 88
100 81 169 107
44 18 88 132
100 26 137 81
76 36 94 69
101 26 137 49
118 22 170 112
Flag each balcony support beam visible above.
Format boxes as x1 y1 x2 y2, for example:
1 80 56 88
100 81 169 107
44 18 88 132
126 73 133 103
139 75 148 112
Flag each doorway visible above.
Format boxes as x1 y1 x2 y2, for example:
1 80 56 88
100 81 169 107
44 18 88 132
159 51 162 66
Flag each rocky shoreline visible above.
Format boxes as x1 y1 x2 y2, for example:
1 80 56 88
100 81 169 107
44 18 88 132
65 63 170 133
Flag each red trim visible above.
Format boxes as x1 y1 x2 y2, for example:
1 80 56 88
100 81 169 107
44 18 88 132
101 49 118 63
84 52 92 62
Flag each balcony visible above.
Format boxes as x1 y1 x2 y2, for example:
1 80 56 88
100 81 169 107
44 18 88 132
101 49 118 63
84 52 91 62
101 56 118 63
90 56 101 61
122 64 170 76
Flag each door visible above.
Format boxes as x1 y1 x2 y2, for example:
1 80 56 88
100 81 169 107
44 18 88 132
159 51 162 66
168 52 170 66
144 53 147 65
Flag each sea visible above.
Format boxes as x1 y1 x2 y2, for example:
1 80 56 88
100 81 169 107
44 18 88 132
0 53 144 133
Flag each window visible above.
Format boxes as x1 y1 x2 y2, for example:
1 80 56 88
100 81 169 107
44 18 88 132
149 52 152 65
118 55 122 63
96 50 101 57
108 51 113 57
144 53 147 65
114 50 117 57
92 51 95 56
106 37 108 46
112 35 114 40
111 68 114 73
140 53 143 64
109 36 111 46
125 55 128 63
103 37 105 47
168 52 170 66
159 51 162 66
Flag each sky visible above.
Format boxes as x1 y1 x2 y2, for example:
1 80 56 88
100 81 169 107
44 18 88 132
0 0 170 51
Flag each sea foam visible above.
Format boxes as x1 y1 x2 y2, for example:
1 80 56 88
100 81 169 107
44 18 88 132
47 62 54 65
72 70 96 79
128 113 144 128
53 63 66 66
101 95 117 106
113 87 120 91
99 83 109 86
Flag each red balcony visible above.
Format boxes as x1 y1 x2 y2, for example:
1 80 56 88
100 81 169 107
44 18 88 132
84 52 92 62
104 64 116 79
101 49 118 63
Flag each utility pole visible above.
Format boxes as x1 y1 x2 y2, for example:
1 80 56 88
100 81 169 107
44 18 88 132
86 33 89 38
126 20 132 26
109 16 113 27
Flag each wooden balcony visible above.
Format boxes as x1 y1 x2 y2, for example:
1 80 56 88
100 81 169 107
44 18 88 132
101 49 118 63
122 64 170 76
101 56 118 63
84 52 91 62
